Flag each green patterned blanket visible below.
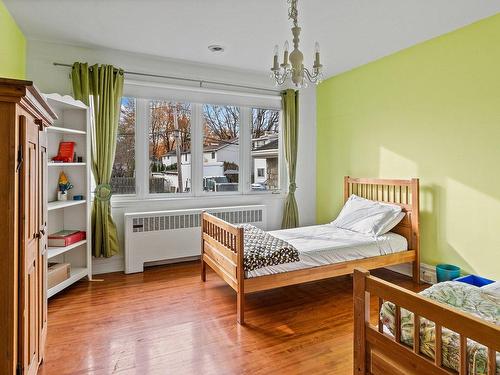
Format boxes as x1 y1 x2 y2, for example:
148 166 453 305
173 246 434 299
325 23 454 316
380 281 499 374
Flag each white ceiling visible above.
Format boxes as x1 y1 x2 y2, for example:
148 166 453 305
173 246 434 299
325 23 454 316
5 0 500 78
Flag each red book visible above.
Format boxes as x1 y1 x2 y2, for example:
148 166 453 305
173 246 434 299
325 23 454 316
48 230 86 247
52 141 75 163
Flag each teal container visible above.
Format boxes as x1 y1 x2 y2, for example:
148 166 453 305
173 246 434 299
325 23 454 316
436 264 461 282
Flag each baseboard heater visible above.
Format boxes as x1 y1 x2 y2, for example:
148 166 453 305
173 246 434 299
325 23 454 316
124 205 267 274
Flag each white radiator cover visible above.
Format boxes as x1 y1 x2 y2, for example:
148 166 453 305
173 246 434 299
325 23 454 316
124 205 267 274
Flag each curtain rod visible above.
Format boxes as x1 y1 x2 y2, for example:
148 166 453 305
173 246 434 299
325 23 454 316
53 62 280 94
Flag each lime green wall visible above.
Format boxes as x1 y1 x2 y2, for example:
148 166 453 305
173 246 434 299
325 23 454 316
0 0 26 79
317 14 500 279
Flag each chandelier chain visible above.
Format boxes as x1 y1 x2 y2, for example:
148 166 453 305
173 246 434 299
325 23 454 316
288 0 299 28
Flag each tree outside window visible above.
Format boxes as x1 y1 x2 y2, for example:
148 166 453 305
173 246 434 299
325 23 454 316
111 97 136 194
149 101 191 193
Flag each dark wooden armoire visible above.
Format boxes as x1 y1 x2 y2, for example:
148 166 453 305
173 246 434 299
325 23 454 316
0 78 56 375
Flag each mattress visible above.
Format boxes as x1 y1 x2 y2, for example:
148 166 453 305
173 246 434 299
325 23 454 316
380 281 500 374
245 224 408 278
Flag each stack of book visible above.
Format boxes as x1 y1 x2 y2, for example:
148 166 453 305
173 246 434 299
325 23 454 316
48 230 86 247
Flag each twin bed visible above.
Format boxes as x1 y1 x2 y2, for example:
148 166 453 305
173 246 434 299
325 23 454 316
200 176 499 374
201 177 420 324
353 269 499 375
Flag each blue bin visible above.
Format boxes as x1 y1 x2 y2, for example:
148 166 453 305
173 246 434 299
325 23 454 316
436 264 460 282
454 274 495 287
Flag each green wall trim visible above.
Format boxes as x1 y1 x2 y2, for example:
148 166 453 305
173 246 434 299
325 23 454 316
317 13 500 279
0 0 26 79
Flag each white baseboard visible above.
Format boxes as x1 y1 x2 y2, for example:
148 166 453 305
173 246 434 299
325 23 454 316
92 255 125 275
92 255 201 275
385 263 436 284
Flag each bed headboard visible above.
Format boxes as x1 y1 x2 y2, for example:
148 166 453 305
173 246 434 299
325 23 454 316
343 177 420 253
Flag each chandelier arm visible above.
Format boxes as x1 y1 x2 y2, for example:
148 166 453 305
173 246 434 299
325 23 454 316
303 67 322 84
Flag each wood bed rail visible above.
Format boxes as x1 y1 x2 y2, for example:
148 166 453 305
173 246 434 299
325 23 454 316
353 268 500 375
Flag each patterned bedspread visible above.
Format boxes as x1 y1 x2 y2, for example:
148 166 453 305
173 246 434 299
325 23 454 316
380 281 500 374
241 224 300 272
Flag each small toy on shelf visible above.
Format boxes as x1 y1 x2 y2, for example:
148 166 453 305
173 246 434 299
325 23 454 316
57 171 73 201
52 141 75 163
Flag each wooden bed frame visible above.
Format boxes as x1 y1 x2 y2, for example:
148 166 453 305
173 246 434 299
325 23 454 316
201 177 420 324
353 268 500 375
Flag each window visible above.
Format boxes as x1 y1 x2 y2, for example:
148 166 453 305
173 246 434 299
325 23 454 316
111 97 136 194
251 108 280 191
202 104 240 193
149 100 191 194
111 89 281 200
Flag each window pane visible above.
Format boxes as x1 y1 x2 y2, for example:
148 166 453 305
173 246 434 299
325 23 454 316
251 108 280 191
111 97 136 195
202 104 240 192
149 100 191 193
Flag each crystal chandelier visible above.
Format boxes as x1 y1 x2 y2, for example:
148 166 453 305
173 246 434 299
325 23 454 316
271 0 323 88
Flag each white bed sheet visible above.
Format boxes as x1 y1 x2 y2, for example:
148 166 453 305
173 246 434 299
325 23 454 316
246 224 408 278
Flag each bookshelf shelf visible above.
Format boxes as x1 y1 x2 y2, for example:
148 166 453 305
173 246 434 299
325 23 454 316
47 267 88 298
48 162 86 167
48 200 86 211
45 92 91 298
48 240 87 259
48 126 87 135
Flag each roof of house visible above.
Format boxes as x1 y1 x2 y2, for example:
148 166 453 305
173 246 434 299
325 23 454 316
252 138 278 152
164 138 238 157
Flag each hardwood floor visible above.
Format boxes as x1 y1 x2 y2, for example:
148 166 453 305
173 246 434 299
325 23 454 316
39 262 425 375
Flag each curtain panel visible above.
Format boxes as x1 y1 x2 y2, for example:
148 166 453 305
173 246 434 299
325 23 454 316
72 62 124 258
281 89 299 229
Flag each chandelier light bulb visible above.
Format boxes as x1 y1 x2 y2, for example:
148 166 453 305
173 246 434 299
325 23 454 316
315 42 320 54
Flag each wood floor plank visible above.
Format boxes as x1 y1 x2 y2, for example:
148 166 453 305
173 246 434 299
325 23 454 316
38 261 424 375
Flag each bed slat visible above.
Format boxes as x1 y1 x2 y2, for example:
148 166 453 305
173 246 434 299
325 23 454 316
413 313 420 354
488 348 496 375
459 335 467 374
395 305 401 343
435 323 442 367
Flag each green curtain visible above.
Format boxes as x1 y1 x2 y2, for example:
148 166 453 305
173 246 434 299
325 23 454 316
281 89 299 229
72 62 124 258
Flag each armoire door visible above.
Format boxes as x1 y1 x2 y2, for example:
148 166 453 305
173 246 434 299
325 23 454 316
19 114 40 375
38 125 48 362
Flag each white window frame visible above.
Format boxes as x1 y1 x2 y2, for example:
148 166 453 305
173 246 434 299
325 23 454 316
112 81 284 203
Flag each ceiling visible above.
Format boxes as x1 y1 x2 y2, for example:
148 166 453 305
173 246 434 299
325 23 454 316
6 0 500 78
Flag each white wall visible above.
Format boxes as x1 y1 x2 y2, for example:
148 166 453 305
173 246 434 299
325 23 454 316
26 40 316 273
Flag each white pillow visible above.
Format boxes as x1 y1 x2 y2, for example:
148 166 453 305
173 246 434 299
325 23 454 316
377 211 406 235
332 195 402 236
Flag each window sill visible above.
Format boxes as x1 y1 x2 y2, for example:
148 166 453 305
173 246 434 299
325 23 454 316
109 191 286 208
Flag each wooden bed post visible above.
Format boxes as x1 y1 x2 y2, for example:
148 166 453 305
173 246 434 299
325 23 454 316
344 175 350 202
236 226 245 324
200 211 206 282
353 268 370 375
411 178 420 285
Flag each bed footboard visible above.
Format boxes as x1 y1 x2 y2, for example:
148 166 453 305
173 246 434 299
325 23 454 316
201 211 245 323
353 268 500 375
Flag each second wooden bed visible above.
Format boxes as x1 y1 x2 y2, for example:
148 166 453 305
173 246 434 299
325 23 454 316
201 177 420 324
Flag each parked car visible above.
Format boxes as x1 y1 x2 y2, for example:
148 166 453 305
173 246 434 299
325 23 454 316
203 176 238 192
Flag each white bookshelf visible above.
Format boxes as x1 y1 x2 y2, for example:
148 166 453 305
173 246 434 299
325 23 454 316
44 93 92 298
